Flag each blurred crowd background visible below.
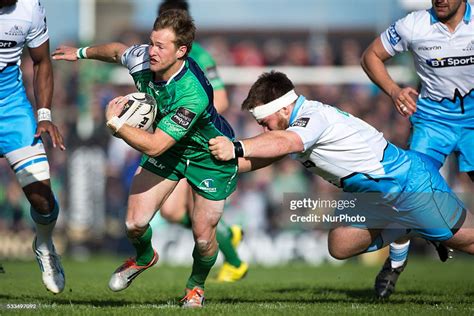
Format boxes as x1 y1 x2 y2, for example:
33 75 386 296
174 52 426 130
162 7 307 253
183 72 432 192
1 0 473 264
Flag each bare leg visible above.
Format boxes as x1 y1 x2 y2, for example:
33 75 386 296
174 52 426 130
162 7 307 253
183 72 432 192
442 210 474 254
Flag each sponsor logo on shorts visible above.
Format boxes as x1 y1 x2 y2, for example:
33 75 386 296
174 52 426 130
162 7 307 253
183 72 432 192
291 117 310 128
387 24 401 46
427 55 474 67
148 158 166 170
171 107 196 129
198 178 217 193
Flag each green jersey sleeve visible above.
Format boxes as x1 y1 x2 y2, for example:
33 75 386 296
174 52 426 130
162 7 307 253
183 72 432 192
189 42 225 91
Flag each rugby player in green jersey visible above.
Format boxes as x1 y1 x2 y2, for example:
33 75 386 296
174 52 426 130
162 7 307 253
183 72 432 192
53 10 237 308
157 0 248 283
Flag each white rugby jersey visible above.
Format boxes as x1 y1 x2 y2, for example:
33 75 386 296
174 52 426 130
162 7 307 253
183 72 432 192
287 96 388 187
0 0 48 70
380 3 474 122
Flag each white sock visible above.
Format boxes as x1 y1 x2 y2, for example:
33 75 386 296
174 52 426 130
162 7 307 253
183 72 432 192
34 220 56 253
390 240 410 269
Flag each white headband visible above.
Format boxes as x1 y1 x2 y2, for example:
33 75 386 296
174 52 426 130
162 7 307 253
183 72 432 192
249 90 298 120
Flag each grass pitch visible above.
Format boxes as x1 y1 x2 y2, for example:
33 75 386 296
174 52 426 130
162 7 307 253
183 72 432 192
0 256 472 315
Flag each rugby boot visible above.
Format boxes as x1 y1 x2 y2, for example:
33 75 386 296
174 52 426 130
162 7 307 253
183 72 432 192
108 250 159 292
429 240 453 262
374 257 407 299
33 238 65 294
216 261 249 282
181 287 205 308
230 225 244 248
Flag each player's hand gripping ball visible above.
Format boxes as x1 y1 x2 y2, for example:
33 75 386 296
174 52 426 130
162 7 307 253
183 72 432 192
114 92 157 132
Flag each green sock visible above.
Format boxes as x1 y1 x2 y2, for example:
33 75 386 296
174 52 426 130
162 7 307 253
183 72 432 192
179 213 192 229
186 247 218 290
216 220 242 267
130 225 154 266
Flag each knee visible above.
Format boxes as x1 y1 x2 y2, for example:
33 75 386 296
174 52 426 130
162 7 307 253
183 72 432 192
30 195 55 214
195 238 214 255
23 181 55 214
327 228 355 260
125 220 147 238
328 243 351 260
159 205 173 220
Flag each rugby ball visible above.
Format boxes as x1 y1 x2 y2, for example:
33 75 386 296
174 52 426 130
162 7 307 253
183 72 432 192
119 92 157 131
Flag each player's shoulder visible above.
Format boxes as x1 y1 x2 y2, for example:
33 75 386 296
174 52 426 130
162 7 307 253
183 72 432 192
404 9 430 22
181 59 210 90
172 68 210 109
303 99 357 125
298 99 331 117
190 42 208 58
189 42 215 64
397 10 432 34
15 0 38 10
3 0 37 20
176 72 209 101
289 99 326 127
121 44 150 74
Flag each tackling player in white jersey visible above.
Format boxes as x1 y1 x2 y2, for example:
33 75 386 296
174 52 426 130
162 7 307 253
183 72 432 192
0 0 65 293
361 0 473 298
208 71 474 280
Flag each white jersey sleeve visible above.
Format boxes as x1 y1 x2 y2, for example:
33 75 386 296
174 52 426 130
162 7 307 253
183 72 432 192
380 11 418 56
286 106 330 151
25 0 48 48
121 44 150 74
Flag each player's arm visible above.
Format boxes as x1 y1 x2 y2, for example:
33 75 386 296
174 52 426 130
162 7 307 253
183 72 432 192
214 88 229 114
209 131 304 161
209 66 229 113
237 156 285 173
196 47 229 113
29 40 65 150
243 131 303 157
361 38 418 116
106 96 176 156
361 38 398 97
113 125 176 157
52 43 128 64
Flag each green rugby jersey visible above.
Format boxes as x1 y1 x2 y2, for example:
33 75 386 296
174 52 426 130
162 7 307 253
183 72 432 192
120 44 235 160
189 42 225 91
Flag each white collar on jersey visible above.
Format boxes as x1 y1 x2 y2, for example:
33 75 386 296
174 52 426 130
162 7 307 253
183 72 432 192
166 60 186 85
249 90 298 120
